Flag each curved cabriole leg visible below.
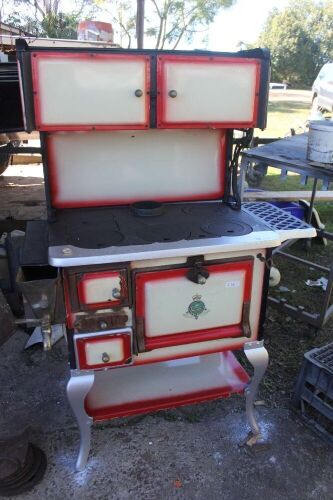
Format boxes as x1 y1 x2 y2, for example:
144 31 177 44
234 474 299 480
244 340 269 444
66 370 95 471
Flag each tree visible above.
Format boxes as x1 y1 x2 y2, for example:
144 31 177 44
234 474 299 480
147 0 235 49
100 0 236 49
2 0 98 38
2 0 236 47
256 0 333 87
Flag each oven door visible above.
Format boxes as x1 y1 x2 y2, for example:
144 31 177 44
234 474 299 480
135 260 253 351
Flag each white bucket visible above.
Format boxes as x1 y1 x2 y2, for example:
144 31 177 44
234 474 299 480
307 120 333 164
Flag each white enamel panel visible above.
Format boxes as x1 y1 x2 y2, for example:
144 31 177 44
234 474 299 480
34 56 147 126
81 275 121 304
86 352 247 410
84 337 125 366
49 130 223 206
143 270 245 337
163 61 257 123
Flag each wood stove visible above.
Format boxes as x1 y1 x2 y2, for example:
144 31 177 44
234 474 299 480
16 39 315 470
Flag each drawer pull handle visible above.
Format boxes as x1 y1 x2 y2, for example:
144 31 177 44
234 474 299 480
168 89 177 98
102 352 110 363
134 89 143 97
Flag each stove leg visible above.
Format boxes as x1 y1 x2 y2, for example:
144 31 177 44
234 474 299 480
67 370 95 471
244 340 269 441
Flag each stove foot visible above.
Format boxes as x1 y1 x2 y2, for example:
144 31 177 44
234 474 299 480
244 340 269 437
67 370 95 471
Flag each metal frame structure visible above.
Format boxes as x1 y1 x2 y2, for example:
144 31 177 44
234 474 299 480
239 133 333 328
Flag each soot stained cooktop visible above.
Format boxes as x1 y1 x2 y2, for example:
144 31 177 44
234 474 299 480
48 201 270 250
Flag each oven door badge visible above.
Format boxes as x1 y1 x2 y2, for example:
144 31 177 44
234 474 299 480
184 294 209 320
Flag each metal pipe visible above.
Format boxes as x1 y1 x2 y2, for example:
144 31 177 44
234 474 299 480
136 0 145 49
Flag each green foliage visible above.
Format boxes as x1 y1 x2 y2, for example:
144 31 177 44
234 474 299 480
3 0 97 39
257 0 333 88
40 12 80 39
6 10 80 38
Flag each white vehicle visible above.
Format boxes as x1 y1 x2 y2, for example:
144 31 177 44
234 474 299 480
312 62 333 113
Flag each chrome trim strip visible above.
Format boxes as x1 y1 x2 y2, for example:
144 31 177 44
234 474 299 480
49 231 281 267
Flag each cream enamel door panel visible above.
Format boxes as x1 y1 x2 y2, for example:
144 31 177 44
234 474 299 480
31 53 150 130
135 260 253 350
47 129 225 208
77 270 128 309
157 56 260 127
75 329 132 369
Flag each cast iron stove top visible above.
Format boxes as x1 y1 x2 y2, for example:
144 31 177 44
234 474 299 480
48 201 268 250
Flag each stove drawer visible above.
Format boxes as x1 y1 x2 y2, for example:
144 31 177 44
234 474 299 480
77 270 128 309
135 260 253 351
75 329 132 369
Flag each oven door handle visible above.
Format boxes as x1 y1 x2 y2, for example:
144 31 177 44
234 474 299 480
186 266 210 285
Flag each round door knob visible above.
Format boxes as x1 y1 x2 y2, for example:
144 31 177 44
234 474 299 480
102 352 110 363
168 90 177 98
134 89 143 97
112 287 121 299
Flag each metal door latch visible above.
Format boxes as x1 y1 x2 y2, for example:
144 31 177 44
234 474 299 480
256 253 273 269
186 258 210 285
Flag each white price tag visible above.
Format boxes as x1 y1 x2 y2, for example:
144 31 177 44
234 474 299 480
225 280 240 288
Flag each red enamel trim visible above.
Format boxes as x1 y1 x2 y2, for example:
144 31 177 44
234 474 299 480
76 333 132 369
77 271 123 309
45 130 226 208
85 351 249 420
31 52 151 131
145 325 243 350
135 260 253 350
156 55 261 128
133 340 246 366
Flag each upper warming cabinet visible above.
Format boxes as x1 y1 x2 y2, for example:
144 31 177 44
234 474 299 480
16 41 270 132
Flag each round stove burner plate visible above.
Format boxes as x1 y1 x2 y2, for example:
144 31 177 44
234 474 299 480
201 220 253 237
136 224 190 243
69 230 124 249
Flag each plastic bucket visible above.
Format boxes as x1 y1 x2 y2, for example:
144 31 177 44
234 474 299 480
307 120 333 164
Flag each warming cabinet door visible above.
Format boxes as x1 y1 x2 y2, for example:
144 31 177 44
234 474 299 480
157 55 260 128
135 260 253 351
30 52 150 130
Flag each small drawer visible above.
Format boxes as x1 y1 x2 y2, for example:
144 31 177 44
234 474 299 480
75 329 132 369
77 270 128 309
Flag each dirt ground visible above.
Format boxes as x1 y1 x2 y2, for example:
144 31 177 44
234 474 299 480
1 331 333 500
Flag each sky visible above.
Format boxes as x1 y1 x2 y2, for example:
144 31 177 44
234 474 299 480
207 0 290 51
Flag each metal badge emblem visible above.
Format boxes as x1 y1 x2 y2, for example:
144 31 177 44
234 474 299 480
184 294 209 320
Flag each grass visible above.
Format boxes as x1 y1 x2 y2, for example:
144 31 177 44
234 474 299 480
255 99 311 138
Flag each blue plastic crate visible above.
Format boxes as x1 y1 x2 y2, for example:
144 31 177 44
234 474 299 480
270 201 305 221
